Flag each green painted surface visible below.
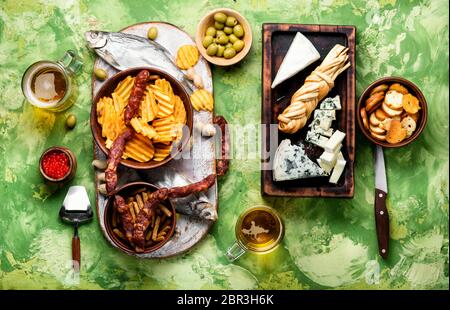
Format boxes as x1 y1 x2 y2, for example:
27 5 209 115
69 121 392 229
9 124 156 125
0 0 448 289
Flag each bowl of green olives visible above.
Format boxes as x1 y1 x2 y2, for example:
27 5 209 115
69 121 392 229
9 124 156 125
196 8 252 66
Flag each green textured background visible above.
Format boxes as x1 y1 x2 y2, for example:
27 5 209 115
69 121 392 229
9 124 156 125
0 0 448 289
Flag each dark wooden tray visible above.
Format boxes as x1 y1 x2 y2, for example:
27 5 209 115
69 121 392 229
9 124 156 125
261 24 356 197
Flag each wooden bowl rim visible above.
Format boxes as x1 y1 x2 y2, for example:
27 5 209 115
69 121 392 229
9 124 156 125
357 76 428 148
195 8 252 66
104 181 177 255
90 66 193 169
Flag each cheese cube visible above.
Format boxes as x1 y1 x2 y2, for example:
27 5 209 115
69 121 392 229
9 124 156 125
329 158 346 184
320 118 333 131
319 149 339 166
317 158 333 174
324 130 345 153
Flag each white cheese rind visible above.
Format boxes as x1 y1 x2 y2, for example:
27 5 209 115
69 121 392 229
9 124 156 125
271 32 320 88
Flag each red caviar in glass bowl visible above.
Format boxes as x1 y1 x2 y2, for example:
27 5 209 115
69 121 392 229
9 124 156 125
39 147 77 183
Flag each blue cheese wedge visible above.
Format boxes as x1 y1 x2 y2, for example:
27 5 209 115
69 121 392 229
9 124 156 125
271 32 320 88
273 139 328 181
319 95 342 110
306 131 328 148
314 109 336 120
311 125 334 137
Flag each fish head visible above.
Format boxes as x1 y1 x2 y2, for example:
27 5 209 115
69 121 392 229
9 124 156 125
84 31 108 49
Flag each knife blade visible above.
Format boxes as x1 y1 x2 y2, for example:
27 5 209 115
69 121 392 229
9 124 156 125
374 145 389 259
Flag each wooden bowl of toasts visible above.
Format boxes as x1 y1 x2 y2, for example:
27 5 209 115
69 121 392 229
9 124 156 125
357 76 427 148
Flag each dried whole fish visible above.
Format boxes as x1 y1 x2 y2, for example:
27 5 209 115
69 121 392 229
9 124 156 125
84 30 195 92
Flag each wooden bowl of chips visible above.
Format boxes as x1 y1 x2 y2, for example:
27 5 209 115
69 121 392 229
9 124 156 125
104 181 176 255
90 67 193 169
357 76 427 148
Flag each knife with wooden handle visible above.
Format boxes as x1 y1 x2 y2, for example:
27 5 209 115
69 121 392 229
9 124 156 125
374 145 389 259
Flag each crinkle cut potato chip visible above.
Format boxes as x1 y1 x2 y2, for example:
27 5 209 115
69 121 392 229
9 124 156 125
190 89 214 112
139 86 159 122
153 143 172 161
130 117 157 139
150 84 175 118
176 45 199 70
173 95 187 125
96 74 188 163
123 133 155 162
114 76 135 102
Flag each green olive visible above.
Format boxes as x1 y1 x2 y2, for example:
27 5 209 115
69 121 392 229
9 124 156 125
225 16 238 27
223 26 233 35
203 35 214 48
228 34 238 44
66 114 77 129
214 21 224 30
206 43 218 56
217 34 229 45
223 47 236 59
225 42 233 49
213 12 227 23
233 39 245 52
233 24 244 38
205 26 216 37
216 45 225 57
147 27 158 40
94 68 107 80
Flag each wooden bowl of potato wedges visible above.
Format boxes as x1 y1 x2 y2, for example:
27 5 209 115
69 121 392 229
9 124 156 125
90 67 193 169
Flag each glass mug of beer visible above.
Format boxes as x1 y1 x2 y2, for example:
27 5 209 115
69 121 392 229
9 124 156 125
226 205 284 261
21 50 83 112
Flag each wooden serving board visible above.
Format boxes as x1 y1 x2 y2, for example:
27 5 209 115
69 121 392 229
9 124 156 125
92 22 217 258
261 24 356 197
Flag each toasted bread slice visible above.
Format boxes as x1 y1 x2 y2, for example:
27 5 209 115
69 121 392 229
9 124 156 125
360 107 369 130
375 108 387 121
402 93 420 114
382 102 403 117
365 92 384 114
369 112 381 126
370 123 386 135
386 119 407 144
385 90 404 109
370 131 386 141
389 83 409 94
401 116 417 138
370 84 389 96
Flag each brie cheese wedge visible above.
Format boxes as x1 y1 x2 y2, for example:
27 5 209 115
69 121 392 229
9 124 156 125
273 139 327 181
271 32 320 88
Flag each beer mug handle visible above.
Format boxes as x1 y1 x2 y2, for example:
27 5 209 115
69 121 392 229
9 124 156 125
58 50 83 75
226 242 246 262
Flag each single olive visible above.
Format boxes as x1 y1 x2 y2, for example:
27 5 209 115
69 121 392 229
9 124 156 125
205 26 216 37
206 43 218 56
66 114 77 129
214 21 224 30
94 68 107 80
233 24 244 38
233 39 245 52
225 42 233 49
216 45 225 57
216 34 229 45
214 12 227 23
223 26 233 35
203 35 214 48
228 34 238 44
225 16 238 27
147 27 158 40
223 47 236 59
